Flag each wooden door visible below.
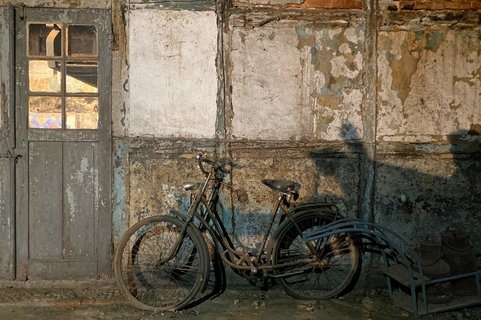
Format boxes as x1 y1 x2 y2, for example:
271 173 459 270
0 6 15 280
15 8 112 280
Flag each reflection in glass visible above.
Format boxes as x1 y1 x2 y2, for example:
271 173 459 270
29 24 62 57
29 96 62 129
68 26 97 56
66 63 98 93
66 97 98 129
29 60 62 93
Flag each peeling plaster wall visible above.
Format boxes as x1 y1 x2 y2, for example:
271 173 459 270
128 9 218 138
375 11 481 246
116 5 481 254
1 0 481 281
378 20 481 141
230 13 365 140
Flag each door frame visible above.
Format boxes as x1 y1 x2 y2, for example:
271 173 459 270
14 7 112 280
0 6 15 280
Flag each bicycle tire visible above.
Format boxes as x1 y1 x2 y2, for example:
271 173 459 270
114 215 210 311
272 210 361 300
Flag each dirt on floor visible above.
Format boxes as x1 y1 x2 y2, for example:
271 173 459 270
0 281 480 320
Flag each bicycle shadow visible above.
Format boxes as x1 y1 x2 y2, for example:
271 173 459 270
185 250 227 309
308 122 481 245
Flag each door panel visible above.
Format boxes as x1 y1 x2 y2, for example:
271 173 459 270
15 8 111 280
28 142 63 259
63 143 97 258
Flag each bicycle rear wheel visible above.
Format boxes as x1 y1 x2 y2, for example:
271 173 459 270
114 215 209 311
272 211 361 300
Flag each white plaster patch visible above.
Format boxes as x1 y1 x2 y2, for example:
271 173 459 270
345 27 363 44
338 43 351 55
231 26 302 140
65 184 77 222
331 55 360 79
129 10 218 138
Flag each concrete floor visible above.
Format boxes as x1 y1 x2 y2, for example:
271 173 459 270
0 280 481 320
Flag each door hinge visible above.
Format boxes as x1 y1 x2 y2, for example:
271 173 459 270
0 149 23 162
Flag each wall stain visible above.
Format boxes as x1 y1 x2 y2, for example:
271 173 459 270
295 25 316 49
388 34 421 104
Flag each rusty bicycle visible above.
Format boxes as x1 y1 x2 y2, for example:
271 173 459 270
113 154 361 311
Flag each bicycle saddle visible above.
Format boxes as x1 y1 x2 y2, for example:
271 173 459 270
261 179 301 194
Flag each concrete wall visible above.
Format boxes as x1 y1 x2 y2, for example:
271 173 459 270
111 1 481 253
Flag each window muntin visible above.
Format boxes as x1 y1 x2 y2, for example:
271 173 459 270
27 23 98 129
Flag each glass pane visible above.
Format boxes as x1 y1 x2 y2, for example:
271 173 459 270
68 25 97 57
29 24 62 57
66 97 98 129
29 60 62 93
66 62 98 93
29 96 62 129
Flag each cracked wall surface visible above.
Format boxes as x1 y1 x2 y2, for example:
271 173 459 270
230 14 365 141
378 20 481 141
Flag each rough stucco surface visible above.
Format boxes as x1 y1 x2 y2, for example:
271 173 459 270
377 27 481 142
129 10 218 138
127 148 360 249
373 13 481 248
228 153 360 247
128 154 207 226
375 155 481 247
230 16 365 140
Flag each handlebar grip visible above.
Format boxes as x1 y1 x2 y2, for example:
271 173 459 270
197 154 210 176
196 154 233 175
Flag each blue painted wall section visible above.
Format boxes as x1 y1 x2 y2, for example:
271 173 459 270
112 138 128 240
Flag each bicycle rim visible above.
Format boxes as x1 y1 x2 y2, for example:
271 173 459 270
273 211 360 300
114 215 209 311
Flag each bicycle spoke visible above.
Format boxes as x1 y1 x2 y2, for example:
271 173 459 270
114 216 209 311
273 212 360 300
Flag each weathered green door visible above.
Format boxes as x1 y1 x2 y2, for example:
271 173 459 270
15 8 112 280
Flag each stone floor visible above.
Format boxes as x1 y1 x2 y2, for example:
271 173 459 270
0 280 480 320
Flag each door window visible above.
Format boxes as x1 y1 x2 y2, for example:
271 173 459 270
27 23 98 129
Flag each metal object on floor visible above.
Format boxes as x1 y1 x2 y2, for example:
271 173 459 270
304 218 481 318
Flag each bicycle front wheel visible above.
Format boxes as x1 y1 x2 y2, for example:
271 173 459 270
272 211 361 300
114 215 209 311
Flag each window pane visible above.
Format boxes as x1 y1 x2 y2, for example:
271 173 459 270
68 25 97 57
66 97 98 129
66 62 98 93
29 96 62 129
29 60 62 93
29 24 62 57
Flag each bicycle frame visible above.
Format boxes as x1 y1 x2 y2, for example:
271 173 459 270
166 160 316 276
114 154 363 312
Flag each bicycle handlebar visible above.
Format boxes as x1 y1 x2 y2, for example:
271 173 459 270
196 154 233 177
196 154 213 176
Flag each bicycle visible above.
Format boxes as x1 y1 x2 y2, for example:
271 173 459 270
114 154 361 311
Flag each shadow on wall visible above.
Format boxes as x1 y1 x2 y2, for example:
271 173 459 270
309 122 481 247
